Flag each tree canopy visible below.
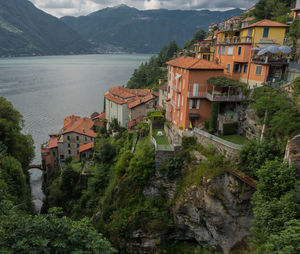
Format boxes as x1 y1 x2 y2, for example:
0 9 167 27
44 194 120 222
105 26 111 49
184 29 207 49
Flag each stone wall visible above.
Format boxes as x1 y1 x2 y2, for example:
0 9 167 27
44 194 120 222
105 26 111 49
186 129 242 160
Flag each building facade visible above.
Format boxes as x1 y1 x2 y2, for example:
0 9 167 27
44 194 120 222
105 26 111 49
105 86 155 128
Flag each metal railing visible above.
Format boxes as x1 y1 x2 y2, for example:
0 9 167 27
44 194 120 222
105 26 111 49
251 55 289 64
187 91 243 101
218 36 252 44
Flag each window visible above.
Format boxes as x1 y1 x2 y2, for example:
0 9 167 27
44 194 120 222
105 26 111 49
255 65 263 76
182 95 184 106
68 150 71 154
190 99 200 109
247 28 253 36
227 46 233 55
53 151 56 156
183 79 185 89
193 83 199 96
67 136 70 141
263 28 269 38
180 112 183 121
77 144 79 148
227 64 231 73
68 143 70 148
237 46 242 56
233 63 242 73
177 94 181 107
244 64 248 74
85 137 87 141
218 45 221 55
76 136 79 141
221 46 226 55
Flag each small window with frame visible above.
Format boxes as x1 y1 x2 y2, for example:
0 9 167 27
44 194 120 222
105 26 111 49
255 65 263 76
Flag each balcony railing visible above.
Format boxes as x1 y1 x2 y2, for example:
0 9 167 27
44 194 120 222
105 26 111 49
218 36 252 44
251 55 289 64
187 91 243 102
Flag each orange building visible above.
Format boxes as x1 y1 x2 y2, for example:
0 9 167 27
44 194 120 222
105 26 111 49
215 19 289 88
166 56 243 131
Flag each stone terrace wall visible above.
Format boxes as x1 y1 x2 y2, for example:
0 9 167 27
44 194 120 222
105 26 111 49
184 129 242 160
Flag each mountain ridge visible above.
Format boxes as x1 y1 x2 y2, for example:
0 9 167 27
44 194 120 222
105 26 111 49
0 0 93 57
61 6 243 53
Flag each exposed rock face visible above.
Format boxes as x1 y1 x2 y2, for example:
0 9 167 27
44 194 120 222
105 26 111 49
285 134 300 173
172 174 254 254
139 171 254 253
240 107 262 140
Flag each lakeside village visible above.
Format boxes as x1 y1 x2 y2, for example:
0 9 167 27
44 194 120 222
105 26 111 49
41 7 300 178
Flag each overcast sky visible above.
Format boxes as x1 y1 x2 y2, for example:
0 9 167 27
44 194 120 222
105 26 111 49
29 0 258 18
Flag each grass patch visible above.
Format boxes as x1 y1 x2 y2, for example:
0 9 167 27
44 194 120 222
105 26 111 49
152 129 169 145
219 134 249 145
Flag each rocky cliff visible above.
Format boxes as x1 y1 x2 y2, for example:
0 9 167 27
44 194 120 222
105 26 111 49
125 169 254 253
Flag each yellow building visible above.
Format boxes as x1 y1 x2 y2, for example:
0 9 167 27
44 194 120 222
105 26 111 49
194 38 215 62
240 19 288 46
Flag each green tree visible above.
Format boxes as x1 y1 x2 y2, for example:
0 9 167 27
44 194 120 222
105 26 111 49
239 140 282 177
288 20 300 60
184 29 207 49
0 97 34 169
264 219 300 254
0 205 115 253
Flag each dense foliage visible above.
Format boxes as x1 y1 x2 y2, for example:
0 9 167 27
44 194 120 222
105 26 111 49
253 0 296 21
0 205 115 253
183 29 207 49
288 20 300 60
239 140 282 178
127 40 178 89
252 86 300 138
250 160 300 253
207 76 246 88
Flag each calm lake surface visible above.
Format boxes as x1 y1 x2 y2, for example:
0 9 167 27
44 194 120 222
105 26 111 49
0 54 151 163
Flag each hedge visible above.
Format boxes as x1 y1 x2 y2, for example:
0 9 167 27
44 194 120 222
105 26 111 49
223 122 238 135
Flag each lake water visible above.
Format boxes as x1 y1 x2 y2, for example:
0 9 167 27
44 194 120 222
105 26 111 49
0 54 151 163
0 54 151 213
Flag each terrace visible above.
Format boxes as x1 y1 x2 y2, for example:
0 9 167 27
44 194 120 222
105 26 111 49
217 36 252 44
251 55 289 65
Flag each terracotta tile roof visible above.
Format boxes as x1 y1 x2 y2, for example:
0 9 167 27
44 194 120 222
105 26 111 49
152 91 159 97
246 19 288 28
127 94 153 109
158 83 167 91
48 135 58 149
127 115 145 129
167 56 224 70
105 93 127 105
41 149 50 154
242 17 255 22
92 112 106 120
109 86 150 99
79 142 94 153
62 115 97 138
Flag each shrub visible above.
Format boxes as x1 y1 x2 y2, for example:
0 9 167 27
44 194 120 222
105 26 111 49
209 102 219 133
182 136 197 150
222 122 238 135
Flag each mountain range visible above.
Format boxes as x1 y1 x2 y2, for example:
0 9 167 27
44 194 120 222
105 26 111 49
61 5 242 53
0 0 93 57
0 1 243 57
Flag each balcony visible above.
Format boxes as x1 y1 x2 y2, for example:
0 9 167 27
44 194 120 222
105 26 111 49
187 91 243 102
251 55 289 65
172 86 181 93
217 36 252 45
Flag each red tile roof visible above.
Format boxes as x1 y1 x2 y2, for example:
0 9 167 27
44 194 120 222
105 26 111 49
158 83 167 91
48 135 58 149
152 91 159 97
246 19 288 28
41 149 50 154
109 86 150 99
167 56 224 70
128 94 153 109
92 112 106 120
79 142 94 153
105 93 127 105
62 115 97 138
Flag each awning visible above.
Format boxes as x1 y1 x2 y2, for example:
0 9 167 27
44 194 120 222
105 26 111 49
189 113 200 118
